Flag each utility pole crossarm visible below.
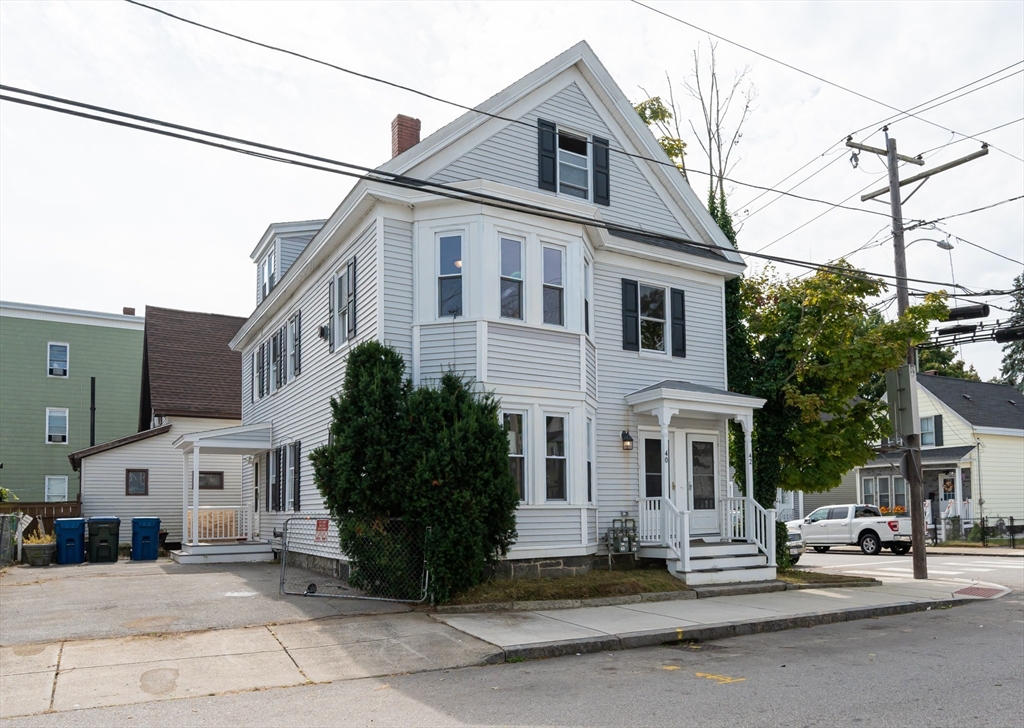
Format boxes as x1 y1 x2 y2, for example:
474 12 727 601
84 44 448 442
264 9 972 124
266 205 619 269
861 146 990 202
847 138 925 165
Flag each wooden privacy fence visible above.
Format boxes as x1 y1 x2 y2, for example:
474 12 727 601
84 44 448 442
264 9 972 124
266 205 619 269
0 502 81 537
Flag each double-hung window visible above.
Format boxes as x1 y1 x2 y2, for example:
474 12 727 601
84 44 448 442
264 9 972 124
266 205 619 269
48 343 69 377
500 237 523 320
639 284 666 352
438 235 462 317
545 415 566 501
287 312 302 381
126 469 148 496
920 416 942 446
542 247 564 326
261 250 276 300
46 408 68 444
270 332 281 393
504 413 526 501
45 475 68 502
557 132 589 199
862 477 876 505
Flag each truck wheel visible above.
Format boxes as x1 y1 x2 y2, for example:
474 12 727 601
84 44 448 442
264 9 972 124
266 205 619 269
790 555 800 565
860 532 882 556
812 546 830 553
890 544 910 556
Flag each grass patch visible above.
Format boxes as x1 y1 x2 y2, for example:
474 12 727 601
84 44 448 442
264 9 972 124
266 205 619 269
940 540 1022 549
777 569 878 585
449 569 690 605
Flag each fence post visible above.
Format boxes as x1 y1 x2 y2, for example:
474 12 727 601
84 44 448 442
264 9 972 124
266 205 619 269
981 516 987 547
1011 517 1015 550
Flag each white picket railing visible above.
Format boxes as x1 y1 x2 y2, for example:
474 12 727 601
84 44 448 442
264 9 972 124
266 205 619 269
750 499 777 567
663 498 689 572
639 497 664 543
719 496 746 540
187 507 247 542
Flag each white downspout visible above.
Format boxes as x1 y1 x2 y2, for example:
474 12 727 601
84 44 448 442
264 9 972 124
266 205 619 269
182 451 189 546
192 445 201 545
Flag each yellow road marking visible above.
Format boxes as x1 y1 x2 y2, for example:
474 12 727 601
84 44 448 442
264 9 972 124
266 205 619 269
662 665 680 671
695 671 746 685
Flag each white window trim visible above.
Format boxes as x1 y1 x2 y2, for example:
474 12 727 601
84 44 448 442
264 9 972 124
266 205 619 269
287 316 298 381
47 342 70 378
543 412 569 503
638 282 669 356
45 475 68 502
45 407 69 445
332 257 356 349
285 444 295 512
920 416 935 447
556 127 591 202
542 244 565 328
269 331 280 394
586 416 595 505
261 247 277 301
437 231 464 320
583 259 593 339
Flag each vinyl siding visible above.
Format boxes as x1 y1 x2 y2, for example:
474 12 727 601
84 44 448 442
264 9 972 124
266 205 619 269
487 323 580 391
585 338 597 402
801 470 859 517
418 320 477 384
0 314 143 502
79 416 242 542
430 82 690 239
977 433 1024 520
917 386 975 448
279 234 314 281
381 218 414 362
511 506 582 549
242 219 379 555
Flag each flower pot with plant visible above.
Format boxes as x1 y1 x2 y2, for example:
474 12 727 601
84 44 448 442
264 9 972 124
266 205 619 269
23 525 56 567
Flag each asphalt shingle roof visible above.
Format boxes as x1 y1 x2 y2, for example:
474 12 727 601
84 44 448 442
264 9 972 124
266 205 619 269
917 374 1024 431
143 306 247 421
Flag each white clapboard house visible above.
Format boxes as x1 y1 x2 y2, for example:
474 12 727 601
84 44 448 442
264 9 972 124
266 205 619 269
187 42 776 584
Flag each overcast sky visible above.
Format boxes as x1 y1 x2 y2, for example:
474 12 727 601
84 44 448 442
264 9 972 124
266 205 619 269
2 1 1021 378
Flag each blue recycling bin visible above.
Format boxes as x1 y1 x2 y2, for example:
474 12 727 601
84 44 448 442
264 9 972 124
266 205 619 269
54 518 86 564
87 517 120 563
131 517 161 561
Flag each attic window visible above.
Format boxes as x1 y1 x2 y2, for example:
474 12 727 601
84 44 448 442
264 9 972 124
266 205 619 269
557 133 589 199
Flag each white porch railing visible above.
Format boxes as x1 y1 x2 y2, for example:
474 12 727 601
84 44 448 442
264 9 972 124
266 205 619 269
751 500 777 567
719 495 776 567
639 497 690 572
719 496 746 540
186 507 248 542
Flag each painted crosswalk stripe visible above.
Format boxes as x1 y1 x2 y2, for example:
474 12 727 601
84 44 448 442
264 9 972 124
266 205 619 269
941 562 1022 569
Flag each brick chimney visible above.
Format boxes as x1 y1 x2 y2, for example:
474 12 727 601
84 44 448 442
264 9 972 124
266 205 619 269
123 307 136 316
391 114 421 158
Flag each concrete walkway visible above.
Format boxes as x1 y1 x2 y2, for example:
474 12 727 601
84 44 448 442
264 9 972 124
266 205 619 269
0 574 1008 720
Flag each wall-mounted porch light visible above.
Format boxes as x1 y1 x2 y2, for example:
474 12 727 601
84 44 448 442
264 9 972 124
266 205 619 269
621 431 634 451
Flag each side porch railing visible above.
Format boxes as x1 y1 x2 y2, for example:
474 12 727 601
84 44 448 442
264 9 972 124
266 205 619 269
186 506 250 543
639 497 690 573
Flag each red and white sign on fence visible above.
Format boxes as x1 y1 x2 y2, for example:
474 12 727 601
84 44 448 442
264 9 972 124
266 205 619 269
314 519 330 543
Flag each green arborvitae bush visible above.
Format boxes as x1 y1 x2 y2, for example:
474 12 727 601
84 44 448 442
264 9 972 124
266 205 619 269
310 341 519 604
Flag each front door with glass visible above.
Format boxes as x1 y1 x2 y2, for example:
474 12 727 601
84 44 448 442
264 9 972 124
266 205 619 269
686 435 719 534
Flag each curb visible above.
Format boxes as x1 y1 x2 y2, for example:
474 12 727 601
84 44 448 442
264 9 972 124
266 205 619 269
435 589 696 614
499 597 969 661
784 579 883 590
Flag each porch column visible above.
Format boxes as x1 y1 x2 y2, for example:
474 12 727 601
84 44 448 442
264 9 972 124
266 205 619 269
735 414 755 541
192 445 200 545
656 406 672 549
954 462 964 521
182 451 189 546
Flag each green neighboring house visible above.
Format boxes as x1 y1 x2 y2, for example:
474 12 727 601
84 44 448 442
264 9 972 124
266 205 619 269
0 301 144 502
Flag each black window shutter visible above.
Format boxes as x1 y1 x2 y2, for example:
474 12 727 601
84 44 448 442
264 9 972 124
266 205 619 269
265 452 271 512
250 353 255 403
263 342 270 396
934 415 943 447
278 327 287 387
328 279 335 353
538 119 557 191
294 312 302 376
277 447 285 512
593 136 610 206
622 279 639 351
292 441 301 512
671 288 686 358
347 258 357 339
257 343 265 396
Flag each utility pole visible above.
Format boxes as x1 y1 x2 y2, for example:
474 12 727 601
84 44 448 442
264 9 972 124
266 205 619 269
847 130 988 580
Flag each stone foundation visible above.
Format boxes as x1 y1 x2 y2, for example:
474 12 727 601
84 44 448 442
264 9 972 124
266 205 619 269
488 553 660 580
284 549 350 580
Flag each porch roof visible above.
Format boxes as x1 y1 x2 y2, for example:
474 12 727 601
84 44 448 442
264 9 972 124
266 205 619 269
173 421 272 455
863 444 977 469
625 380 766 420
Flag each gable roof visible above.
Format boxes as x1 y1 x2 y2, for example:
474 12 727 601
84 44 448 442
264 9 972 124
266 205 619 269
68 424 172 471
378 41 742 265
140 306 247 427
917 374 1024 431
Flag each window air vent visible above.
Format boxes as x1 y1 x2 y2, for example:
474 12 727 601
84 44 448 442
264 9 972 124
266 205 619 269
49 367 66 376
48 434 66 443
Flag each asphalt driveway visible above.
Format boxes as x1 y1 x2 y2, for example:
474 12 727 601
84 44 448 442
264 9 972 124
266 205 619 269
0 559 409 646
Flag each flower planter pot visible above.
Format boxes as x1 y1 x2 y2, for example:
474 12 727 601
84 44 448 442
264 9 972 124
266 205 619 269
24 543 56 567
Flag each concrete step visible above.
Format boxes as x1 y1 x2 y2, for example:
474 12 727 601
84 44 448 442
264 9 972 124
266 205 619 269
682 566 777 586
170 549 275 564
689 580 788 598
689 554 768 571
179 541 272 556
689 541 759 558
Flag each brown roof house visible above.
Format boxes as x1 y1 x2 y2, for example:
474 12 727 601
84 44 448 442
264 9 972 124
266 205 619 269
70 307 271 560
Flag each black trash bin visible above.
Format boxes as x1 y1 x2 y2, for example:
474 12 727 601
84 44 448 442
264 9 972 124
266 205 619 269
131 517 160 561
87 517 120 563
54 518 86 564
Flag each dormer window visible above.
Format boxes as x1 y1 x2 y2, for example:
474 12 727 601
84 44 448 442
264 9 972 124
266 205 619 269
261 250 276 300
537 119 610 206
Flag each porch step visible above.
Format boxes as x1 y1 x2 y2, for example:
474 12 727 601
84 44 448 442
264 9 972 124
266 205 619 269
689 554 768 571
689 541 759 558
170 541 274 564
680 566 778 586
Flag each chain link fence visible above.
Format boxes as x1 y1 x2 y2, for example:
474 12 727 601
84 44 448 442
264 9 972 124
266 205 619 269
279 515 429 603
934 515 1019 548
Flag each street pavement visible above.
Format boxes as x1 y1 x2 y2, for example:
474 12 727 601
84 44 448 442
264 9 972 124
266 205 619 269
1 554 1012 722
799 551 1024 591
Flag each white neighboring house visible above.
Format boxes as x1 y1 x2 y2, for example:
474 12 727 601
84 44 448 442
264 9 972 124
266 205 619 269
780 374 1024 535
225 42 775 585
70 307 255 551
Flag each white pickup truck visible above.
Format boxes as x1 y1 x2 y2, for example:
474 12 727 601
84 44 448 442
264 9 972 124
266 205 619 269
791 504 912 556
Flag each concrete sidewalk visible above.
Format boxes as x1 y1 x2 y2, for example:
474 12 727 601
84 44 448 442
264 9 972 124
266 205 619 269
0 575 1008 720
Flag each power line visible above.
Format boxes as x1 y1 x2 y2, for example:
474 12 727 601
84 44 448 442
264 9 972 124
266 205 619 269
1 85 983 296
631 0 1023 162
951 235 1024 267
121 0 897 220
906 196 1024 231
